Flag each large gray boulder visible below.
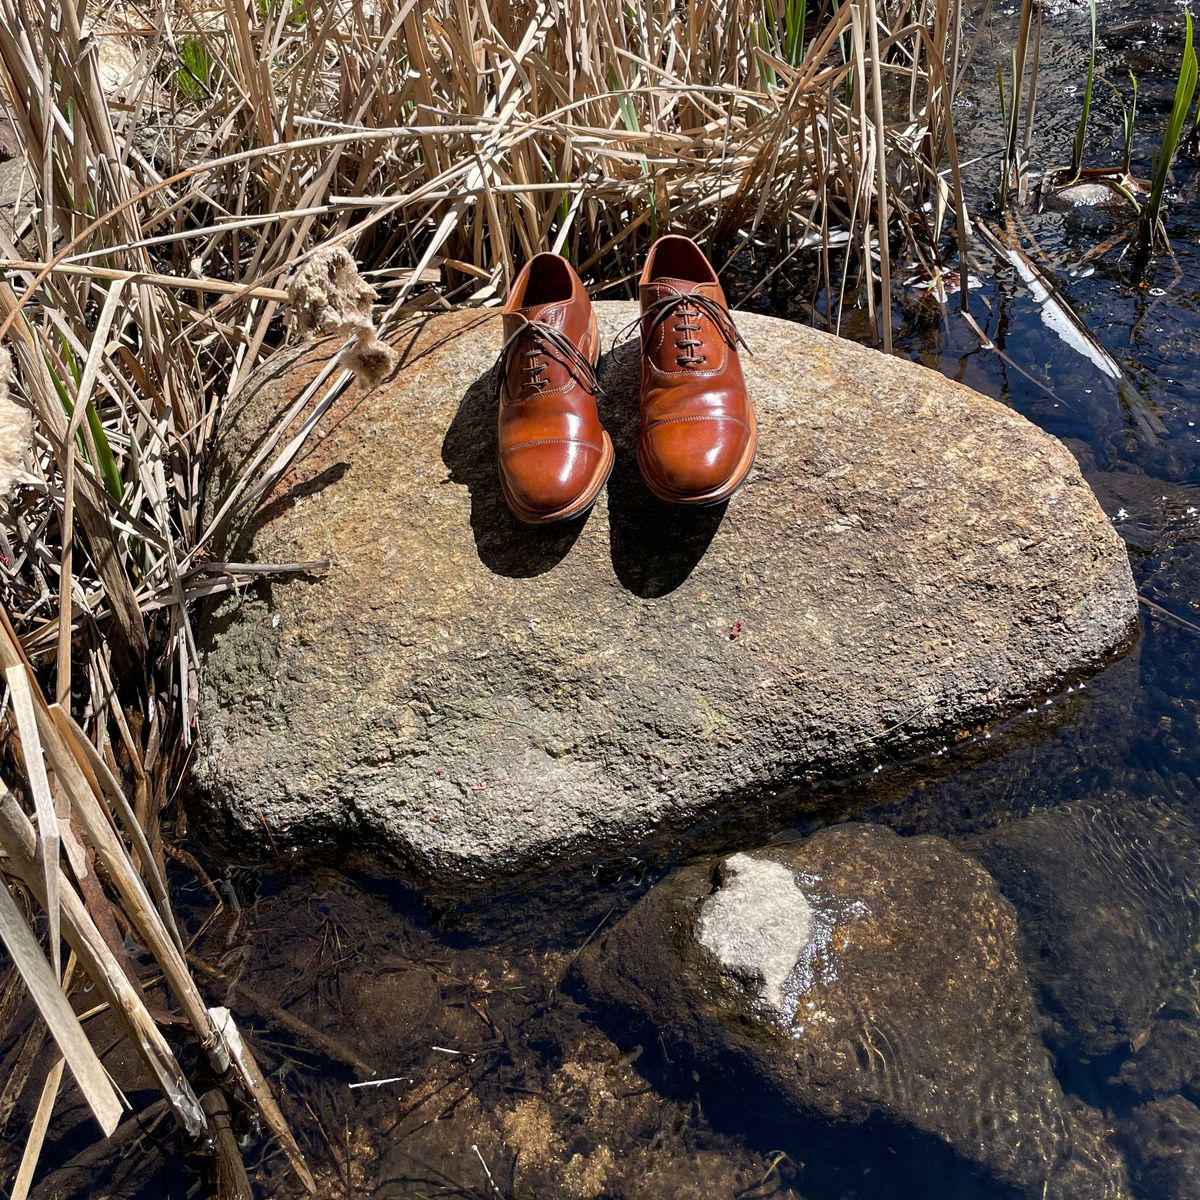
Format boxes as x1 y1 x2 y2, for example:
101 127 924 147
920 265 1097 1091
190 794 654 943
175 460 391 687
191 304 1136 888
574 824 1128 1199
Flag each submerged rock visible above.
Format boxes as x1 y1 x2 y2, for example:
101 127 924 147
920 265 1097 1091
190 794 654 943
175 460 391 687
191 304 1136 888
1113 976 1200 1103
575 824 1128 1199
1043 180 1131 211
966 796 1200 1062
1120 1097 1200 1200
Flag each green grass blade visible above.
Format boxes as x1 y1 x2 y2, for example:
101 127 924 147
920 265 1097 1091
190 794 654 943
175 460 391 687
1145 11 1198 230
607 63 641 134
997 56 1014 207
607 63 656 238
84 403 123 502
754 20 779 91
45 349 124 503
1069 0 1096 181
785 0 807 65
1100 72 1138 175
176 37 212 101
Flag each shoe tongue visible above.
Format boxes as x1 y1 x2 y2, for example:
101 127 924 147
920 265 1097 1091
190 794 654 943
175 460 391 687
646 277 720 298
520 300 568 328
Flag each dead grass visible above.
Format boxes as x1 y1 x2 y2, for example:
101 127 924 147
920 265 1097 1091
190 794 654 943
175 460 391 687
0 0 970 1191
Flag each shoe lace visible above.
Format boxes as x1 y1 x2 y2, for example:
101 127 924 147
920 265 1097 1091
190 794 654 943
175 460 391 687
495 317 603 399
614 292 748 368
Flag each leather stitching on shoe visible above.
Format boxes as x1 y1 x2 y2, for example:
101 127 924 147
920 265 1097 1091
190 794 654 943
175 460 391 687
499 437 604 455
645 414 750 432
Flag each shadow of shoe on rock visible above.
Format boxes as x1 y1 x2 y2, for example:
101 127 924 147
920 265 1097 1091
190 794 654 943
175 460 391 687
441 342 727 588
597 344 727 598
441 365 589 578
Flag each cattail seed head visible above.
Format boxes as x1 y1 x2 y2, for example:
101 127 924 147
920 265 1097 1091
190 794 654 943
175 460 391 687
286 247 398 389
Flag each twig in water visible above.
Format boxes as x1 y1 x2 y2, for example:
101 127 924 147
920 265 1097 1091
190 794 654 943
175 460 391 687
1139 594 1200 638
187 954 376 1076
472 1144 503 1197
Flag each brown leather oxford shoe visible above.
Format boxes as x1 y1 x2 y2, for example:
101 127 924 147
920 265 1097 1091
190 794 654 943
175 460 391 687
635 235 756 505
496 254 613 525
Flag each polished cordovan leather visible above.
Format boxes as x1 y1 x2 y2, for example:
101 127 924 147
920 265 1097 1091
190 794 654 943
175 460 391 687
636 236 756 504
496 254 611 524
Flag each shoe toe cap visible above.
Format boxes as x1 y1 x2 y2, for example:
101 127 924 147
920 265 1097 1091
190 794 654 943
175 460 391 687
501 439 604 517
642 417 750 497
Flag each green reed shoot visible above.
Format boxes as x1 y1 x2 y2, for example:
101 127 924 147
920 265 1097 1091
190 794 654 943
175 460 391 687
1100 72 1138 176
1068 0 1096 182
607 62 657 240
784 0 807 66
1143 11 1198 241
997 51 1017 207
755 0 807 86
755 19 780 91
46 344 124 503
552 150 572 259
997 0 1037 208
176 37 213 101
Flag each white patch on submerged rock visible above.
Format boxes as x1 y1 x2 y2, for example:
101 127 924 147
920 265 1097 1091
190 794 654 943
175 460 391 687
696 853 813 1015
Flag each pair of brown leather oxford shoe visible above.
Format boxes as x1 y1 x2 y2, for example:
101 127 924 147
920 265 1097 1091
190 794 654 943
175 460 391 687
495 235 756 525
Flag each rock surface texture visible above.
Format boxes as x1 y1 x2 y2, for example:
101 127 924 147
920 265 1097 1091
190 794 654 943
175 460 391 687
575 824 1128 1200
191 305 1137 887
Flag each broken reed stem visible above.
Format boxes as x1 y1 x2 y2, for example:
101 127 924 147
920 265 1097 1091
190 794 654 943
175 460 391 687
210 1007 319 1195
0 612 315 1188
0 260 291 302
0 790 207 1140
0 866 122 1136
12 1055 66 1200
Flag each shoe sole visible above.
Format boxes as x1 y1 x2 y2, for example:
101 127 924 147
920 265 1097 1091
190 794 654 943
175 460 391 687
499 314 612 526
637 412 758 507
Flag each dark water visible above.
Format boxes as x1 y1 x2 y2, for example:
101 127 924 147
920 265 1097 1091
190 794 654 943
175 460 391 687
9 4 1200 1198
